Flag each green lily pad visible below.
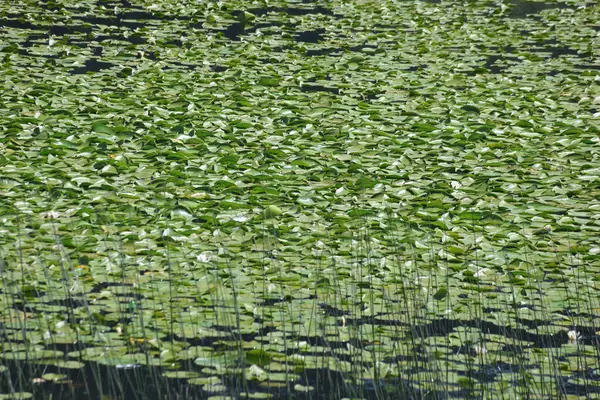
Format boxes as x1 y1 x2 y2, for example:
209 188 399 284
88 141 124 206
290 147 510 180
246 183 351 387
41 373 67 382
262 205 282 219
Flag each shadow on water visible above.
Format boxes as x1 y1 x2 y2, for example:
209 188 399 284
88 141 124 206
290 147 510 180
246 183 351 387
221 6 336 41
0 358 459 400
69 59 116 74
483 54 521 74
521 39 584 58
300 84 340 95
296 29 324 43
574 63 600 71
3 340 599 399
5 285 599 399
0 18 92 35
508 0 570 18
248 5 335 17
305 48 338 56
0 359 207 400
482 40 589 74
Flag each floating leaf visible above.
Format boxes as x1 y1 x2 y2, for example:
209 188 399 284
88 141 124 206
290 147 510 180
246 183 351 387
41 373 67 382
0 393 33 400
245 349 274 367
258 77 280 87
263 205 282 219
460 105 480 114
433 287 448 301
91 121 115 135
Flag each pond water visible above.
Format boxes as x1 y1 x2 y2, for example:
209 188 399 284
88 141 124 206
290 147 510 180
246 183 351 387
0 0 599 398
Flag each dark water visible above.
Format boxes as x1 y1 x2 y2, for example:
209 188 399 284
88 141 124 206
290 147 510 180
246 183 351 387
1 359 456 400
2 310 599 399
508 0 570 18
2 0 591 77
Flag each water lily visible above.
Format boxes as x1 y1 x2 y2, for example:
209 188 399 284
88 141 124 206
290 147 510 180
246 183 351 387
567 330 582 344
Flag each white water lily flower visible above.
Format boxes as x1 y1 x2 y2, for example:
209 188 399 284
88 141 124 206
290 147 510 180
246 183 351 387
473 268 488 278
294 384 314 393
568 330 582 344
246 364 266 381
41 211 61 219
196 253 211 263
232 214 248 222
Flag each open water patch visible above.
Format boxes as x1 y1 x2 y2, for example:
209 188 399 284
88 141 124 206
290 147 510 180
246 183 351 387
508 0 571 18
